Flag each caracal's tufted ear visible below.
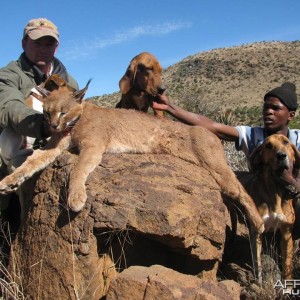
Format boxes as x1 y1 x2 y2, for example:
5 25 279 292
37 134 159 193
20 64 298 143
119 58 138 94
73 78 92 103
249 144 264 173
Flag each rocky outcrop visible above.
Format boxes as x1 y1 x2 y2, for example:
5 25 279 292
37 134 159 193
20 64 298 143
106 265 241 300
8 151 238 299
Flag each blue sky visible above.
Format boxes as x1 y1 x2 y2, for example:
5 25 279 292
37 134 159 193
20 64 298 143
1 0 299 98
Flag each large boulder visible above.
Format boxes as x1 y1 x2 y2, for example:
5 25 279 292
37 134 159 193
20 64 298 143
106 265 242 300
8 151 234 299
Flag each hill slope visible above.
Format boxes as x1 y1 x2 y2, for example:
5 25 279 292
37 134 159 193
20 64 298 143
90 41 300 112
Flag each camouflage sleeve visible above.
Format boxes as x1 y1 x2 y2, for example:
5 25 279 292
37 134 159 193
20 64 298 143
0 68 47 139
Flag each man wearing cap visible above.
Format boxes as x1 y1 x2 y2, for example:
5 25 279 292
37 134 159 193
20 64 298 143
0 18 79 222
0 18 78 172
151 82 300 238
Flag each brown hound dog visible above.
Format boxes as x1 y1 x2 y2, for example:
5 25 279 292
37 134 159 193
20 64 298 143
115 52 166 117
245 134 300 284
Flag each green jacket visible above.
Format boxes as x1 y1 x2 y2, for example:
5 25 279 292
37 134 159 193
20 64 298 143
0 53 78 139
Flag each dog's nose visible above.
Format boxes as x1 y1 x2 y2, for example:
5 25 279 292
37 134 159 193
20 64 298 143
157 86 166 95
277 151 287 160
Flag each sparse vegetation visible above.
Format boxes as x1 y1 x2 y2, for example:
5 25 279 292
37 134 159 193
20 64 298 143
92 41 300 126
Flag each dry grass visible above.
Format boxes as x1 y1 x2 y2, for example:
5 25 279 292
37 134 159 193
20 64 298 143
0 219 25 300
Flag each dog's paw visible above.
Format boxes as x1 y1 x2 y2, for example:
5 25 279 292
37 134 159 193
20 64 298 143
275 213 287 222
258 222 265 234
67 187 87 212
253 215 265 234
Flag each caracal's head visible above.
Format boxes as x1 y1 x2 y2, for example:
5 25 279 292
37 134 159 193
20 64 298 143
37 77 92 133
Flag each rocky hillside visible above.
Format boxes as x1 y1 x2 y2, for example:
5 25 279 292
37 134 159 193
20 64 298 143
90 41 300 114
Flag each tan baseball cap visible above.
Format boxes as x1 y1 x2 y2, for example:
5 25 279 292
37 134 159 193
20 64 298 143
23 18 59 42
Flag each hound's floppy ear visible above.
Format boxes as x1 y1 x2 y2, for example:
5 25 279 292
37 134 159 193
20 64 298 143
291 143 300 169
153 60 163 74
119 59 138 94
35 85 51 98
73 79 92 103
249 145 264 173
44 74 67 91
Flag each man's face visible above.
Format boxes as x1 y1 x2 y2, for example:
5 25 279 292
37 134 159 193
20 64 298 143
263 96 295 133
22 36 58 67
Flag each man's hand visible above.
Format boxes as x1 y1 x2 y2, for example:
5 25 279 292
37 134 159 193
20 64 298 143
152 94 171 112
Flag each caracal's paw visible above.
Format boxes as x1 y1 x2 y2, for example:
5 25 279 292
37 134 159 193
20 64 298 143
0 176 23 194
67 188 87 212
